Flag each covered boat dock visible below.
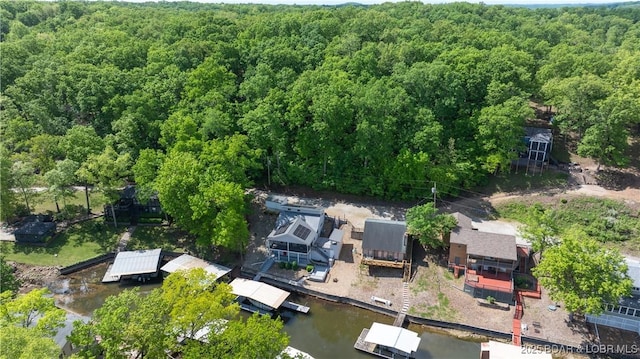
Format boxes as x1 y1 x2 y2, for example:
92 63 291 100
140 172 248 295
354 322 421 358
229 278 309 314
161 254 231 281
102 248 162 283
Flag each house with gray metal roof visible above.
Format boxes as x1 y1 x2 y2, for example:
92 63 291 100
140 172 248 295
265 199 343 267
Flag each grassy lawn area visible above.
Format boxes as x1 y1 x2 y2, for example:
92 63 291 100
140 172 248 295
31 190 107 217
126 226 194 253
478 171 570 195
495 196 640 257
1 219 123 266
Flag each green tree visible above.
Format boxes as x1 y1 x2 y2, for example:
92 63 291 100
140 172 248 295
0 288 66 334
10 159 37 215
475 97 533 174
77 146 131 224
0 326 61 359
43 159 79 214
532 228 632 316
71 269 288 358
60 125 105 214
75 288 168 359
197 313 289 359
0 256 20 294
0 144 17 221
406 204 457 248
518 205 559 256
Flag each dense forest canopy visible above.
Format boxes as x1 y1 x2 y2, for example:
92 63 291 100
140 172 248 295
2 1 639 247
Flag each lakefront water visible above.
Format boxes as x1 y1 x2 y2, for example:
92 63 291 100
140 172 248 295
52 263 480 359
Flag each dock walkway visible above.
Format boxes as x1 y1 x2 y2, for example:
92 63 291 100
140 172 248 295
281 300 310 314
101 264 121 283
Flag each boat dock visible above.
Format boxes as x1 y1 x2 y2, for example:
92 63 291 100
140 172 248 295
281 300 310 314
354 328 378 354
353 322 421 359
101 264 121 283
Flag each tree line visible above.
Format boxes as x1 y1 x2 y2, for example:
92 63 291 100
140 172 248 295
2 1 640 252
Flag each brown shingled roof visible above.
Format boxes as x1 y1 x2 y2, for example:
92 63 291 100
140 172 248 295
451 212 473 229
450 228 517 261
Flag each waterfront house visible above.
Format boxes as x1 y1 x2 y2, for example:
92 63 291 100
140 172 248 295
448 213 518 304
103 185 165 226
361 219 408 270
265 196 342 266
586 257 640 335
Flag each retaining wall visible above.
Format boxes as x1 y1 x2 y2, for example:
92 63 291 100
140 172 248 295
240 268 601 355
59 252 116 275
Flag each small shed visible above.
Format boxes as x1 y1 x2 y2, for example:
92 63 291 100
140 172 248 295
160 254 231 281
107 248 162 281
14 221 56 244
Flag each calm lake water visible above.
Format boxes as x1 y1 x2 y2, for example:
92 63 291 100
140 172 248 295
52 263 480 359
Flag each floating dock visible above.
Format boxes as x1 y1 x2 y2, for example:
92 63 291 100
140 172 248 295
281 300 310 314
101 264 121 283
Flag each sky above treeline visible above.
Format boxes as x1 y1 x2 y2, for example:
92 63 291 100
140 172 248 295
113 0 634 6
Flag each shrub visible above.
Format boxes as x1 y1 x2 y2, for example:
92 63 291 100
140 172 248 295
306 264 314 272
279 261 287 269
486 296 495 304
285 261 292 269
291 261 298 270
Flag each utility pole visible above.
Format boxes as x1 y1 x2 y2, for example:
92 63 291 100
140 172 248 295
267 156 271 186
431 181 437 209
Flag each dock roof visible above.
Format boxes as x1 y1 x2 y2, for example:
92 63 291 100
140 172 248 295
109 248 162 277
160 254 231 280
364 322 420 355
481 340 552 359
229 278 289 310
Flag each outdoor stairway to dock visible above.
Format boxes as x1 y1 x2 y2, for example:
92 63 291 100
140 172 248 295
512 291 524 346
392 282 410 327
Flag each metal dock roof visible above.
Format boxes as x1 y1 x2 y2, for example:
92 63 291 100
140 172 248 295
160 254 231 280
229 278 289 310
108 248 162 277
363 322 420 355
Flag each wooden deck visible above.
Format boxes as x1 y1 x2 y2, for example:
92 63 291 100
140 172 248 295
239 302 273 316
281 300 310 314
353 329 379 356
393 313 406 327
361 258 406 269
